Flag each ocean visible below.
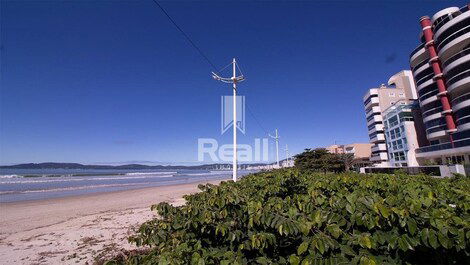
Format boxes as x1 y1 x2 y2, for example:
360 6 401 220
0 168 257 203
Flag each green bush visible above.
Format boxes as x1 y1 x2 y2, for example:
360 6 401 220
107 169 470 265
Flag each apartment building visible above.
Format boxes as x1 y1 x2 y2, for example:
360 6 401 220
363 71 418 166
382 101 427 167
409 5 470 165
325 143 372 158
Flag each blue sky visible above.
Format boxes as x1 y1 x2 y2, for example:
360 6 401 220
0 0 466 165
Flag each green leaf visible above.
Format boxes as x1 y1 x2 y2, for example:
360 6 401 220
378 204 390 218
407 219 417 235
297 241 309 255
256 257 270 265
359 235 372 249
327 224 341 238
316 238 325 254
429 230 439 249
289 255 300 265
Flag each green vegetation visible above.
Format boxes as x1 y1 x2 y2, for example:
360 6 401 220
294 148 350 173
106 169 469 265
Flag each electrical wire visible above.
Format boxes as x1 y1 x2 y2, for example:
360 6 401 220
149 0 270 136
150 0 219 73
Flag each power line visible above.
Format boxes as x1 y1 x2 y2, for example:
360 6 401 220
246 103 269 135
149 0 270 136
149 0 219 72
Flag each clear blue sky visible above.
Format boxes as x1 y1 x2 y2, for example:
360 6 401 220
0 1 466 165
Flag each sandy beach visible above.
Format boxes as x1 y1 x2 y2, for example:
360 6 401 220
0 180 223 264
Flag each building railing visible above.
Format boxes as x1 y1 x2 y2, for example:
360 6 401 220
416 137 470 153
452 91 470 106
410 43 425 59
447 68 470 87
416 72 434 86
437 24 470 51
412 58 429 72
443 46 470 68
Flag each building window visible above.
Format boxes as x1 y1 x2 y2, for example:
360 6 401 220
399 93 405 98
389 92 395 97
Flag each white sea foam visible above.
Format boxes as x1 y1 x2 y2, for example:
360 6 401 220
0 175 20 179
0 182 155 195
184 172 231 176
125 171 177 175
0 174 175 184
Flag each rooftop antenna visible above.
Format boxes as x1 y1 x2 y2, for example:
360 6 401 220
212 58 245 182
269 129 280 168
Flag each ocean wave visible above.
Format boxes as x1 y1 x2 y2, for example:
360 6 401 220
183 172 231 176
125 171 177 175
0 182 155 195
0 175 20 179
0 174 175 184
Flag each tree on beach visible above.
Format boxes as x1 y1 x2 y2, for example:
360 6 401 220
339 153 355 172
293 148 344 173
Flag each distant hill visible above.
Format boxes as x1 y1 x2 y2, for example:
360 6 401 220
0 162 268 170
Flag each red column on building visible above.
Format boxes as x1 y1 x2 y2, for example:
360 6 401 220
419 16 457 142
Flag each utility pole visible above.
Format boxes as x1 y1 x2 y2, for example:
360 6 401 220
212 58 245 182
285 144 290 167
269 129 280 168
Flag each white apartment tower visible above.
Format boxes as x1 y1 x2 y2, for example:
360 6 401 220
363 71 418 166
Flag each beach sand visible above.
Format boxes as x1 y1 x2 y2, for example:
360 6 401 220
0 180 224 264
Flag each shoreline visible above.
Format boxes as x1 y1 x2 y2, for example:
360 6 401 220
0 179 225 264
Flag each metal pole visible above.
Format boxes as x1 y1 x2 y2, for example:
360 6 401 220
275 129 279 168
232 58 237 182
285 144 289 166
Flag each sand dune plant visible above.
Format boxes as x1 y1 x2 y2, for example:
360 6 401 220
106 169 470 265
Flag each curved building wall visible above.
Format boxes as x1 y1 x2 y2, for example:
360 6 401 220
410 5 470 143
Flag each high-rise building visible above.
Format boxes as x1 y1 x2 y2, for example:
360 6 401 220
409 5 470 165
382 101 427 167
363 71 418 166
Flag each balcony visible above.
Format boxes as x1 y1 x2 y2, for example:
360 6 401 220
443 47 470 70
365 106 381 118
368 124 384 135
435 10 469 41
367 114 382 126
410 44 428 68
363 89 378 103
416 137 470 154
447 69 470 95
452 92 470 112
412 61 431 78
433 7 461 34
420 94 439 108
364 96 379 110
422 105 443 119
437 24 470 62
426 125 447 140
370 133 386 143
370 152 388 162
371 143 387 153
423 111 443 123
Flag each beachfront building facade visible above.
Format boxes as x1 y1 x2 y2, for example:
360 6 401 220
363 71 418 167
382 101 427 167
325 143 373 169
409 5 470 165
325 143 372 158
